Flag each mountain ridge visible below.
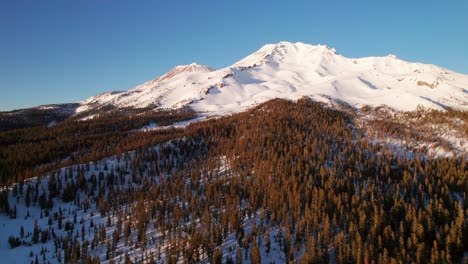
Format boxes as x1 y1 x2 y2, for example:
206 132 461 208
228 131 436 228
76 41 468 116
3 41 468 120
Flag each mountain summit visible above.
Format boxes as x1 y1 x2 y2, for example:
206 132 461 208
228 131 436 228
233 41 337 68
154 63 214 83
76 41 468 116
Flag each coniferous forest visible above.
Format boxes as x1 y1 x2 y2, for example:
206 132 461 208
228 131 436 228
0 98 466 263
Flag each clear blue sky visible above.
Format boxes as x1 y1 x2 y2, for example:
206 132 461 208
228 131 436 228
1 0 467 111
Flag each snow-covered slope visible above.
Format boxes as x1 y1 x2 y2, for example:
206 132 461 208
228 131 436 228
77 41 468 115
76 63 218 113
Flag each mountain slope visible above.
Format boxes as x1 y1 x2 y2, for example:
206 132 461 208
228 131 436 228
77 41 468 116
1 99 466 264
76 63 218 113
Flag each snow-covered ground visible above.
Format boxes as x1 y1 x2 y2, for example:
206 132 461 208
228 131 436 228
137 116 210 132
0 144 288 264
357 105 468 159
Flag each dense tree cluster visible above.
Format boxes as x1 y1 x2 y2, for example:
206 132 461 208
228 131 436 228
1 98 466 263
0 108 196 187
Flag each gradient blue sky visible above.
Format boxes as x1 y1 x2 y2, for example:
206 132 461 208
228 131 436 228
1 0 467 111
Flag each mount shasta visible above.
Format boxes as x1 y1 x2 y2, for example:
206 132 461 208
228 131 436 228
76 41 468 117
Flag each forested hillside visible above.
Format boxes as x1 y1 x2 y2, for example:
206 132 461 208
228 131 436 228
0 98 466 263
0 108 196 187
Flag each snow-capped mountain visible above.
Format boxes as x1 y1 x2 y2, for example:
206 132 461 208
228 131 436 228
69 41 468 115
